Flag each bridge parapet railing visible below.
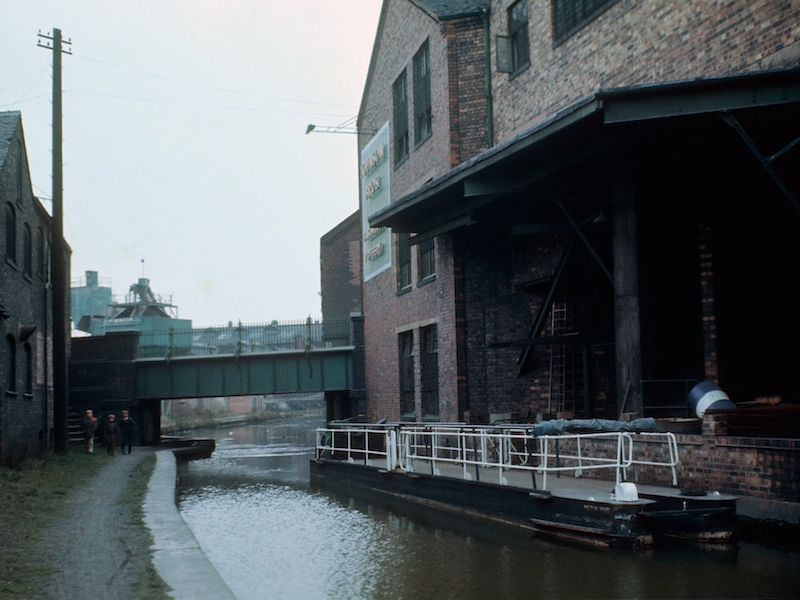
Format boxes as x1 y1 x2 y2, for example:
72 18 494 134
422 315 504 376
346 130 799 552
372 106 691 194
137 315 354 359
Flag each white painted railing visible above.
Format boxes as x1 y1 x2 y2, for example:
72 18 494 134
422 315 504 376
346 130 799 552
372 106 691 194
315 426 397 470
628 431 679 486
315 423 679 490
401 426 636 489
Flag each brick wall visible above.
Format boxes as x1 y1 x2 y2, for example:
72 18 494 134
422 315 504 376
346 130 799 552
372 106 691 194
489 0 800 140
320 211 362 321
361 2 489 193
457 216 618 422
363 233 460 422
69 332 139 412
360 2 489 423
361 0 450 193
675 415 800 502
353 0 799 425
444 17 490 164
535 414 799 504
616 415 800 503
0 113 60 465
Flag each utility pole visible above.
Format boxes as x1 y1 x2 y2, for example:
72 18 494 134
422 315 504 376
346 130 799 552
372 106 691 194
38 28 71 453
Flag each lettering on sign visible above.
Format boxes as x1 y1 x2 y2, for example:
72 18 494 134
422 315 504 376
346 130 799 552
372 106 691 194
363 227 384 242
361 123 392 281
360 144 386 177
364 176 381 199
365 242 385 261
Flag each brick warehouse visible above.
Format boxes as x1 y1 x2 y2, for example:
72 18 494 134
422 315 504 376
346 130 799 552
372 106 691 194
320 0 800 505
320 211 368 419
0 112 70 466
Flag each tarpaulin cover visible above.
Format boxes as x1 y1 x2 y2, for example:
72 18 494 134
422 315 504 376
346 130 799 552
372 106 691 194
529 418 661 436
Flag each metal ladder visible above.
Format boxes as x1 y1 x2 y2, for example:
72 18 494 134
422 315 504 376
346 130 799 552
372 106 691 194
548 302 567 414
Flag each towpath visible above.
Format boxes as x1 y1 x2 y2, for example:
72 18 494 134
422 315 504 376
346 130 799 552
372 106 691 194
41 449 159 600
41 447 235 600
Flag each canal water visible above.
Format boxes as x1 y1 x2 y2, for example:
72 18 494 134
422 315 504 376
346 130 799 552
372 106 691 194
177 413 799 600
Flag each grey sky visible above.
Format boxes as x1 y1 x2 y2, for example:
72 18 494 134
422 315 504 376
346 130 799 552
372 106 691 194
1 0 381 327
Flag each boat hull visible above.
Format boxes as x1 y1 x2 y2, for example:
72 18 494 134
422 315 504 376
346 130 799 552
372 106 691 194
310 458 655 549
639 493 737 544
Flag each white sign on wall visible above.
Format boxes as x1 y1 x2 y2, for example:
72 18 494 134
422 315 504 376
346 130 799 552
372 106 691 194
361 122 392 281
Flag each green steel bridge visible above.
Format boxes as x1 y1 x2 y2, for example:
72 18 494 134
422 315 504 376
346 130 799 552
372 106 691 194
134 317 357 400
69 316 363 445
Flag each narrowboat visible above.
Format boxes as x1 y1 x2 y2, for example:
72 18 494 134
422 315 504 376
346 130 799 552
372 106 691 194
309 419 737 549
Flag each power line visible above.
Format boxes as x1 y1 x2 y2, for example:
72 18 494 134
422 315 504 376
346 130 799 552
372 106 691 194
0 94 51 110
72 51 355 111
2 51 359 117
33 184 51 201
62 89 355 118
1 65 51 110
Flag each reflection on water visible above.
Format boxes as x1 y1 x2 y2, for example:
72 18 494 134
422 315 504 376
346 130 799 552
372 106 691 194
178 414 800 600
181 484 391 600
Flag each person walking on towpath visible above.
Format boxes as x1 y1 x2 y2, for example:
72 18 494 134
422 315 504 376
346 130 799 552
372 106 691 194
104 413 120 455
81 409 98 453
119 409 137 454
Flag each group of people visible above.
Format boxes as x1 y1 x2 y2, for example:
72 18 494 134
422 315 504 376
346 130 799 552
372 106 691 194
81 409 136 455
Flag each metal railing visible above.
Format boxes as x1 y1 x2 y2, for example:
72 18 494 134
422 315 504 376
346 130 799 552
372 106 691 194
315 426 398 470
137 315 353 359
315 423 680 491
629 431 679 486
401 426 636 489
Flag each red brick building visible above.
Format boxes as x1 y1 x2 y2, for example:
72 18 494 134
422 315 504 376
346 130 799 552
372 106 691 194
330 0 800 430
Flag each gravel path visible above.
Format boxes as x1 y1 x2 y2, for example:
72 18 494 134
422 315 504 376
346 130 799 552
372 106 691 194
41 448 162 600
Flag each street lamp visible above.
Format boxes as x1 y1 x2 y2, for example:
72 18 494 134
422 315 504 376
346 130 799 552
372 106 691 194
305 117 375 136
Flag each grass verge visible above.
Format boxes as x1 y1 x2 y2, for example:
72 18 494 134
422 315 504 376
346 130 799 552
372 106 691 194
0 450 110 598
0 450 170 600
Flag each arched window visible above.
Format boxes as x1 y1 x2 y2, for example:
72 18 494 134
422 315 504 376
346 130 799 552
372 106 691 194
24 342 32 394
16 141 24 206
6 335 16 392
36 330 45 386
36 228 45 278
23 223 32 277
5 203 16 264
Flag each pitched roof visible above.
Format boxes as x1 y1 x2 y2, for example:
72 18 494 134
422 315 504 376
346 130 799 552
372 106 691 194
357 1 488 138
416 0 489 18
0 111 22 171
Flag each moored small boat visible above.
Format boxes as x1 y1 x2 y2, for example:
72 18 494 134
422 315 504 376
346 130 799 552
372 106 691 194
164 437 216 461
309 420 737 549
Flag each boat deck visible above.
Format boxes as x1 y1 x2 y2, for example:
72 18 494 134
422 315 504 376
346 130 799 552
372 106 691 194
342 455 736 505
313 422 738 547
316 422 738 503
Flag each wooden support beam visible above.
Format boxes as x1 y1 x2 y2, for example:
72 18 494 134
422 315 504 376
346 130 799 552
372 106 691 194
612 179 643 417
